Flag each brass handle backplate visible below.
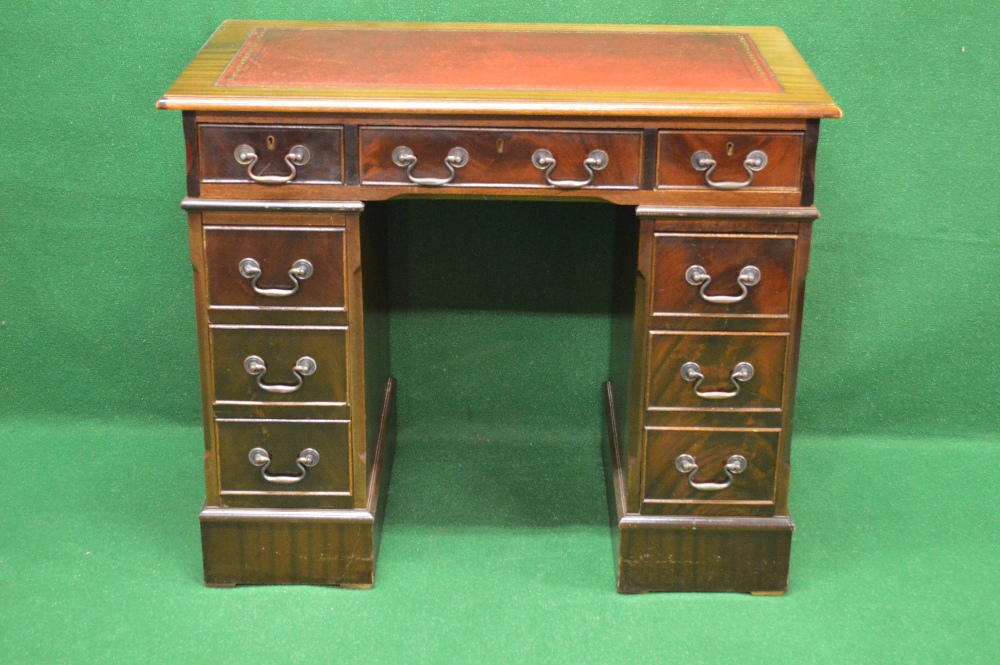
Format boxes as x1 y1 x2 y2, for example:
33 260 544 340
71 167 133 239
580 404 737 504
532 148 608 188
392 146 469 186
680 361 754 400
243 355 317 394
685 264 761 304
690 149 768 190
248 447 319 484
234 144 310 184
239 258 313 297
675 454 747 491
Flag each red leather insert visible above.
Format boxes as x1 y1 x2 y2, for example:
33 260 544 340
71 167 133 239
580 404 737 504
218 27 782 94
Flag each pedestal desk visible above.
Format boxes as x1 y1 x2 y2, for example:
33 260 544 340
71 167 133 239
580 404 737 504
158 20 840 593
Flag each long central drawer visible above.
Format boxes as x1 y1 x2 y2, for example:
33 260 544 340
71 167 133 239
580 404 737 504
360 127 642 189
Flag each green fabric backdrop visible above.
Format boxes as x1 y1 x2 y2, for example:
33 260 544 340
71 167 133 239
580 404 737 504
1 1 997 663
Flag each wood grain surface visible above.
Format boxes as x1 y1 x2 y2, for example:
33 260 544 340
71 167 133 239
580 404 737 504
360 127 641 188
652 232 796 316
200 124 343 184
642 427 779 509
204 225 346 310
216 419 352 507
647 331 788 410
657 130 803 190
617 515 792 593
210 325 348 405
200 511 376 587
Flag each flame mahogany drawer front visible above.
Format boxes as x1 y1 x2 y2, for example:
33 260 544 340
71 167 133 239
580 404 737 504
652 232 797 317
648 332 787 411
204 225 346 310
210 325 348 405
359 127 642 189
642 428 779 515
216 418 352 508
658 131 803 192
199 124 344 185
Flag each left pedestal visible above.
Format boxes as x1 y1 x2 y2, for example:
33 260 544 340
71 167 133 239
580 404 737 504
185 201 393 587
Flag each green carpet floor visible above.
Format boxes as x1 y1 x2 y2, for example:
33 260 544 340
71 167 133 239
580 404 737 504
1 420 996 663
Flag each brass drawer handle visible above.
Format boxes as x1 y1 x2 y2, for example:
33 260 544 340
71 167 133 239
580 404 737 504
243 355 317 394
680 361 754 400
675 454 747 491
238 258 313 297
690 149 768 190
234 144 311 184
249 447 319 484
685 264 761 304
532 149 608 188
392 146 469 186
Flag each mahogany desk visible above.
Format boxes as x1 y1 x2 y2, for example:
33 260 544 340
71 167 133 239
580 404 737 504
158 21 840 593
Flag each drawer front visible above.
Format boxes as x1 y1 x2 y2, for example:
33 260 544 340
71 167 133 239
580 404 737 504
217 419 351 506
204 226 346 309
643 428 778 508
648 332 787 410
360 127 641 188
652 233 796 316
658 131 802 191
199 124 343 184
211 326 347 404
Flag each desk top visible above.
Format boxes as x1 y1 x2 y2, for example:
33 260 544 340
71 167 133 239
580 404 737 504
158 21 840 119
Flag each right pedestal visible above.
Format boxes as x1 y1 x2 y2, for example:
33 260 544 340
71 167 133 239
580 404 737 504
605 205 815 593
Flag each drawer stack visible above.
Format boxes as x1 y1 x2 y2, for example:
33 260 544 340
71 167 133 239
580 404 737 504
200 216 353 510
643 223 800 517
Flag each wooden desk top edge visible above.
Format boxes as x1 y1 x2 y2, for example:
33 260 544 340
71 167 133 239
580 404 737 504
158 20 841 119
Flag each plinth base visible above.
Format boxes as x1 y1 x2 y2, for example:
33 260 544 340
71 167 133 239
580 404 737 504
602 381 793 594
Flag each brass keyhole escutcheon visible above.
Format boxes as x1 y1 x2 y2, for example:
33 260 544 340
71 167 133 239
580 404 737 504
266 135 276 150
725 141 735 157
496 138 504 154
